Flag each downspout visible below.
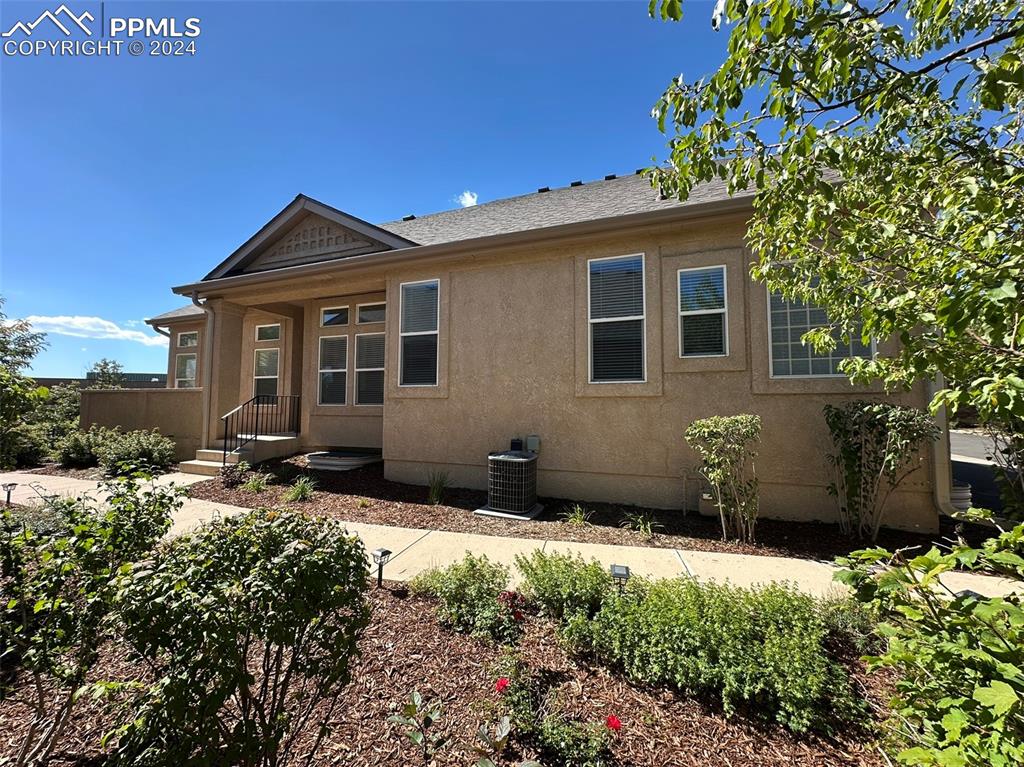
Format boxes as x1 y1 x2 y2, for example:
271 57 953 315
927 375 958 518
192 291 215 450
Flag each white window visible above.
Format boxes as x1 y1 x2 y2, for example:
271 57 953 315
355 333 385 405
678 266 727 357
255 324 280 342
768 289 874 377
175 353 197 388
588 254 645 383
177 330 198 348
321 307 349 327
318 336 348 405
400 279 439 387
357 303 386 324
253 348 279 397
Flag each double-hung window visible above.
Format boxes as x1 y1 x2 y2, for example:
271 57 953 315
768 289 873 376
355 333 385 405
253 349 279 397
318 336 348 405
678 266 727 357
400 279 439 386
588 254 645 383
175 354 196 388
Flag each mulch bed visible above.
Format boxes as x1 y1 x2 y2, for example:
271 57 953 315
0 588 889 766
188 459 985 562
25 464 177 481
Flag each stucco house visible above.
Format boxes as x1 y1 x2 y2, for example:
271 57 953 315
81 172 954 532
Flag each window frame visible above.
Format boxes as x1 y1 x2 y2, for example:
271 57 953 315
255 323 281 342
677 265 728 359
765 286 876 379
320 306 350 327
356 302 386 325
354 332 385 406
174 353 197 389
252 347 280 399
177 330 198 348
317 335 348 406
398 278 440 388
587 253 646 385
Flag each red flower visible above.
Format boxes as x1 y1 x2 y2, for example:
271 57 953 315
605 714 622 732
495 677 510 694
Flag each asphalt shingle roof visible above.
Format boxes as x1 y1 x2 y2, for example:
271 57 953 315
378 172 741 246
147 304 204 324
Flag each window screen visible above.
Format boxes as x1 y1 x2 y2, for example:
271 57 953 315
589 255 645 382
358 303 386 324
321 307 349 327
319 336 347 404
175 354 196 388
768 290 873 376
256 324 280 341
679 266 727 357
400 280 439 386
253 348 279 397
355 333 385 405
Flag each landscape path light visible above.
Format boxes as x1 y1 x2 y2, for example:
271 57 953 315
610 563 631 594
2 482 16 507
372 548 393 588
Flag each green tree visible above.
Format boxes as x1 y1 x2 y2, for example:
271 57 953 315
648 0 1023 428
87 357 125 389
0 297 48 468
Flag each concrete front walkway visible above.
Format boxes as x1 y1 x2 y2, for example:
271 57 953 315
1 470 1017 599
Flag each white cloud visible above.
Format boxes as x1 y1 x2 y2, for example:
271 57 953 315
22 315 168 347
456 190 478 208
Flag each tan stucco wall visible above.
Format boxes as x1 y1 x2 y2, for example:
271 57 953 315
80 388 202 461
376 214 939 532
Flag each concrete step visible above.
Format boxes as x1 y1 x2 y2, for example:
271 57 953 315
196 448 252 464
178 459 225 477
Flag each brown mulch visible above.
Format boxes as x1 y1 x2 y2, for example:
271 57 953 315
0 588 888 766
24 464 109 481
188 459 985 563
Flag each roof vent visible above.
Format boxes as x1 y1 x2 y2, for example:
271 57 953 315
604 174 617 180
402 214 416 221
537 186 550 193
570 180 583 187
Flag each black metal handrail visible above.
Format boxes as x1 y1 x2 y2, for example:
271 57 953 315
221 394 300 464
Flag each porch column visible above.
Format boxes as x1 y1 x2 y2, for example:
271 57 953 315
205 299 247 445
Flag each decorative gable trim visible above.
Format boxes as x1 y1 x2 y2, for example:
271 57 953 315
203 194 418 280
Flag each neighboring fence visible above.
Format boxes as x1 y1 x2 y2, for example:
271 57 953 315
80 388 203 462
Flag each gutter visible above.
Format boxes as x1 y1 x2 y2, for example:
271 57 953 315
927 376 958 518
172 195 755 297
191 291 215 449
148 325 171 339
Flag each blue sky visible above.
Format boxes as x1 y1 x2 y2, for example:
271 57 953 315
1 0 729 376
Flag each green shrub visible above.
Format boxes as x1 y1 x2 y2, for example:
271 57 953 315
0 477 182 765
837 527 1024 766
283 474 317 502
685 414 761 543
113 508 371 767
410 553 524 643
56 424 109 468
8 423 50 467
824 401 939 540
96 428 175 475
489 651 543 735
219 460 251 488
581 578 860 733
241 472 272 494
515 550 611 621
427 470 449 505
537 716 611 767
